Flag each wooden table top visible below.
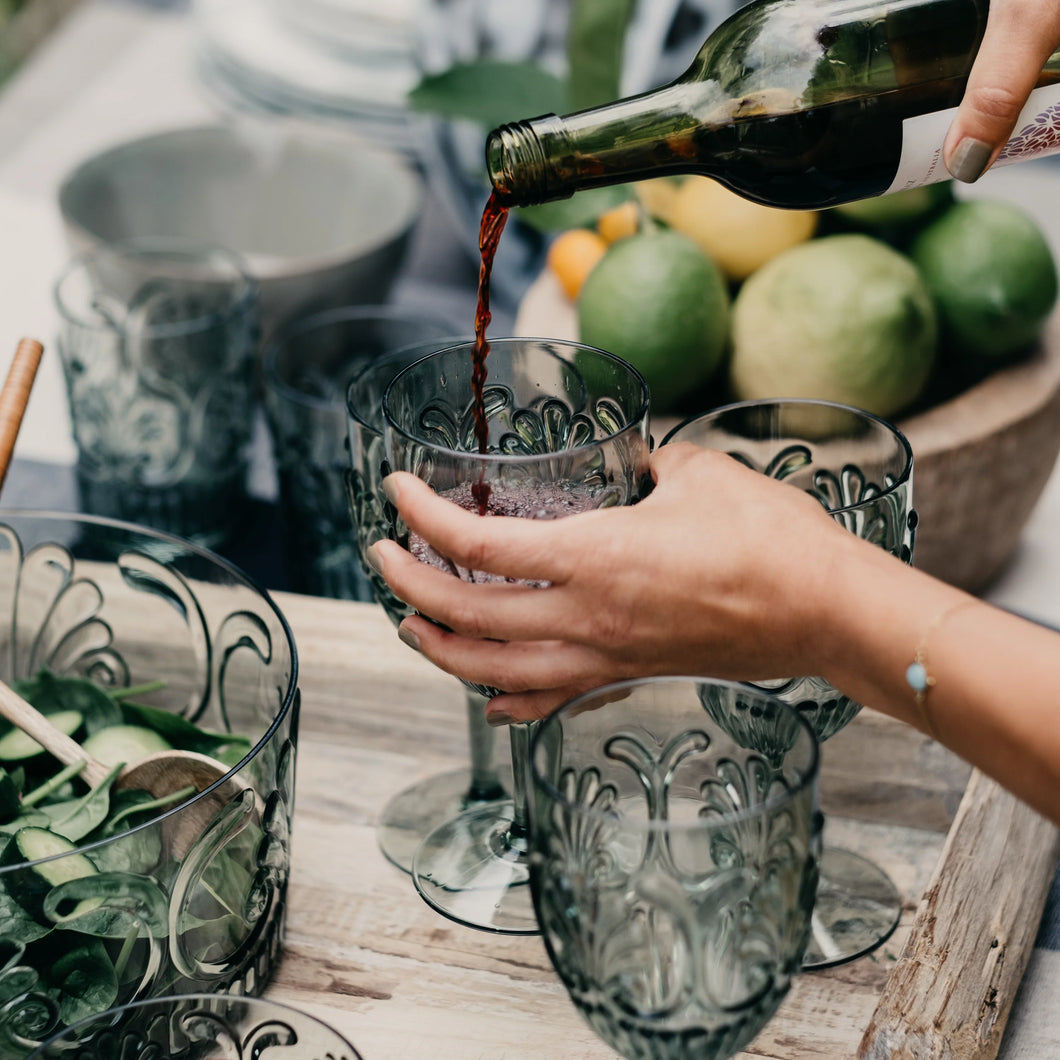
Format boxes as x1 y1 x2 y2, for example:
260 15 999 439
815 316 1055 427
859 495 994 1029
260 591 1053 1060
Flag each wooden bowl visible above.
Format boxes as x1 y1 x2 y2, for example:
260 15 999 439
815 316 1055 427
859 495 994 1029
898 314 1060 592
516 271 1060 594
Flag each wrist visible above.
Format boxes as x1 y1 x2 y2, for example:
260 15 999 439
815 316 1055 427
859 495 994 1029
810 530 916 694
813 533 971 731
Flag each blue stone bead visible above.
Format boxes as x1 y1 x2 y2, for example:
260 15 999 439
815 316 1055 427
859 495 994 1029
906 661 929 692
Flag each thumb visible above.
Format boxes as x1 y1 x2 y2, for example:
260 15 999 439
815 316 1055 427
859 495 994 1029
944 4 1060 182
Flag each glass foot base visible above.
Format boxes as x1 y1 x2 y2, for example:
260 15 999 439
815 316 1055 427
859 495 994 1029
378 766 510 875
412 801 541 936
803 846 903 969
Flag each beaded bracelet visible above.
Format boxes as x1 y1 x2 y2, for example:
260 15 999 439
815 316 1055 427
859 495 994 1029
905 598 977 740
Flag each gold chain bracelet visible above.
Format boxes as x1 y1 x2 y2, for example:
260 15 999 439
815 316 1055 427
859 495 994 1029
905 598 978 740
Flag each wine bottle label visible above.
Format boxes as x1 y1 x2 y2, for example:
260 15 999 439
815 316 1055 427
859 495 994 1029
886 83 1060 195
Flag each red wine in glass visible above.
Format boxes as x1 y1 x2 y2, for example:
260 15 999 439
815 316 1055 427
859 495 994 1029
411 481 598 592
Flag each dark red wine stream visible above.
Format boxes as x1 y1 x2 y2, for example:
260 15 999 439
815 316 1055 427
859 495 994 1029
471 190 509 514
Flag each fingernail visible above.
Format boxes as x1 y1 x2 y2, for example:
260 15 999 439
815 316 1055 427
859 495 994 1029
397 622 420 652
381 474 400 506
948 137 992 183
365 542 384 575
486 709 514 728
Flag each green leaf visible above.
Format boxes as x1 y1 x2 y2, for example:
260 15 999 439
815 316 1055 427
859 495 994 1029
568 0 638 109
0 809 51 834
409 60 568 129
47 872 169 939
41 764 122 843
0 859 52 943
13 670 121 735
516 184 634 232
88 790 167 875
43 939 118 1026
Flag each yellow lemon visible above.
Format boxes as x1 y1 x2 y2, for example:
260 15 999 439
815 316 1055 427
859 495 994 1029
669 176 818 281
633 177 683 224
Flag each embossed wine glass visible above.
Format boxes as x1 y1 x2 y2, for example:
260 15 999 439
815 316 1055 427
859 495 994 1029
662 398 916 968
345 339 514 875
263 305 456 600
529 676 822 1060
382 336 652 934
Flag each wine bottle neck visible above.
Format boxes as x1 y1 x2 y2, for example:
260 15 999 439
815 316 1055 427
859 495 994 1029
486 84 707 208
485 115 574 208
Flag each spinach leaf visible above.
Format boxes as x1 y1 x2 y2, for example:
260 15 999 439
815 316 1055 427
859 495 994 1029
47 872 169 939
0 860 52 944
88 831 161 877
567 0 638 109
409 60 568 129
176 911 251 967
214 741 252 767
40 765 122 843
42 939 118 1027
0 809 51 834
88 789 186 875
13 671 121 734
103 787 189 835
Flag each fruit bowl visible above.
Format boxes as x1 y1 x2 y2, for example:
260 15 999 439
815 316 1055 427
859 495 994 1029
516 270 1060 594
0 513 299 1058
898 313 1060 592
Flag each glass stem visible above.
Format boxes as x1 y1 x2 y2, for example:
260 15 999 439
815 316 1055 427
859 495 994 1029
507 721 533 852
464 691 507 805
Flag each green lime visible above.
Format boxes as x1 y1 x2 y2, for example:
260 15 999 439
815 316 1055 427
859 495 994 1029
729 233 937 419
577 228 730 413
909 198 1058 362
833 182 954 231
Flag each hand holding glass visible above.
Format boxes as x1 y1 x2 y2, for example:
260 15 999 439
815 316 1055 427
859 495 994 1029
382 336 652 933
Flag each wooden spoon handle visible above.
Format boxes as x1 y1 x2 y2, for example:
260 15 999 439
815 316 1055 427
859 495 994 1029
0 343 109 784
0 338 43 491
0 679 112 788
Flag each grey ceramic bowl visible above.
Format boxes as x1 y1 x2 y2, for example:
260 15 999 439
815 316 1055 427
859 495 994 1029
58 124 423 339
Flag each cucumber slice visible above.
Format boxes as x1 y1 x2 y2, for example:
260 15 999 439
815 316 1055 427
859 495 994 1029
81 725 171 768
0 825 100 922
0 710 83 763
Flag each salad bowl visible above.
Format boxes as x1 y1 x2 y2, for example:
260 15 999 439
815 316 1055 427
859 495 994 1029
0 512 299 1058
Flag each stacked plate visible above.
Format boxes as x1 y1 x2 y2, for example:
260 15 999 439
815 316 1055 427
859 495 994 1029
192 0 426 155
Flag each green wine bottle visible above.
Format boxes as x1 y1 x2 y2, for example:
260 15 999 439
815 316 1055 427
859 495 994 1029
485 0 1060 210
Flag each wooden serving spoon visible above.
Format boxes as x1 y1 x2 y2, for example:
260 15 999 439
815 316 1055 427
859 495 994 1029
0 338 249 856
0 677 249 856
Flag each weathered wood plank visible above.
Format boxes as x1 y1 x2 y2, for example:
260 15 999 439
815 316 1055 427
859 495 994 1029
857 770 1060 1059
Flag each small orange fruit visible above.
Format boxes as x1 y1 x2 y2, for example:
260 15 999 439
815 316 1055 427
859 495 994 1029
547 228 608 300
596 200 641 243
